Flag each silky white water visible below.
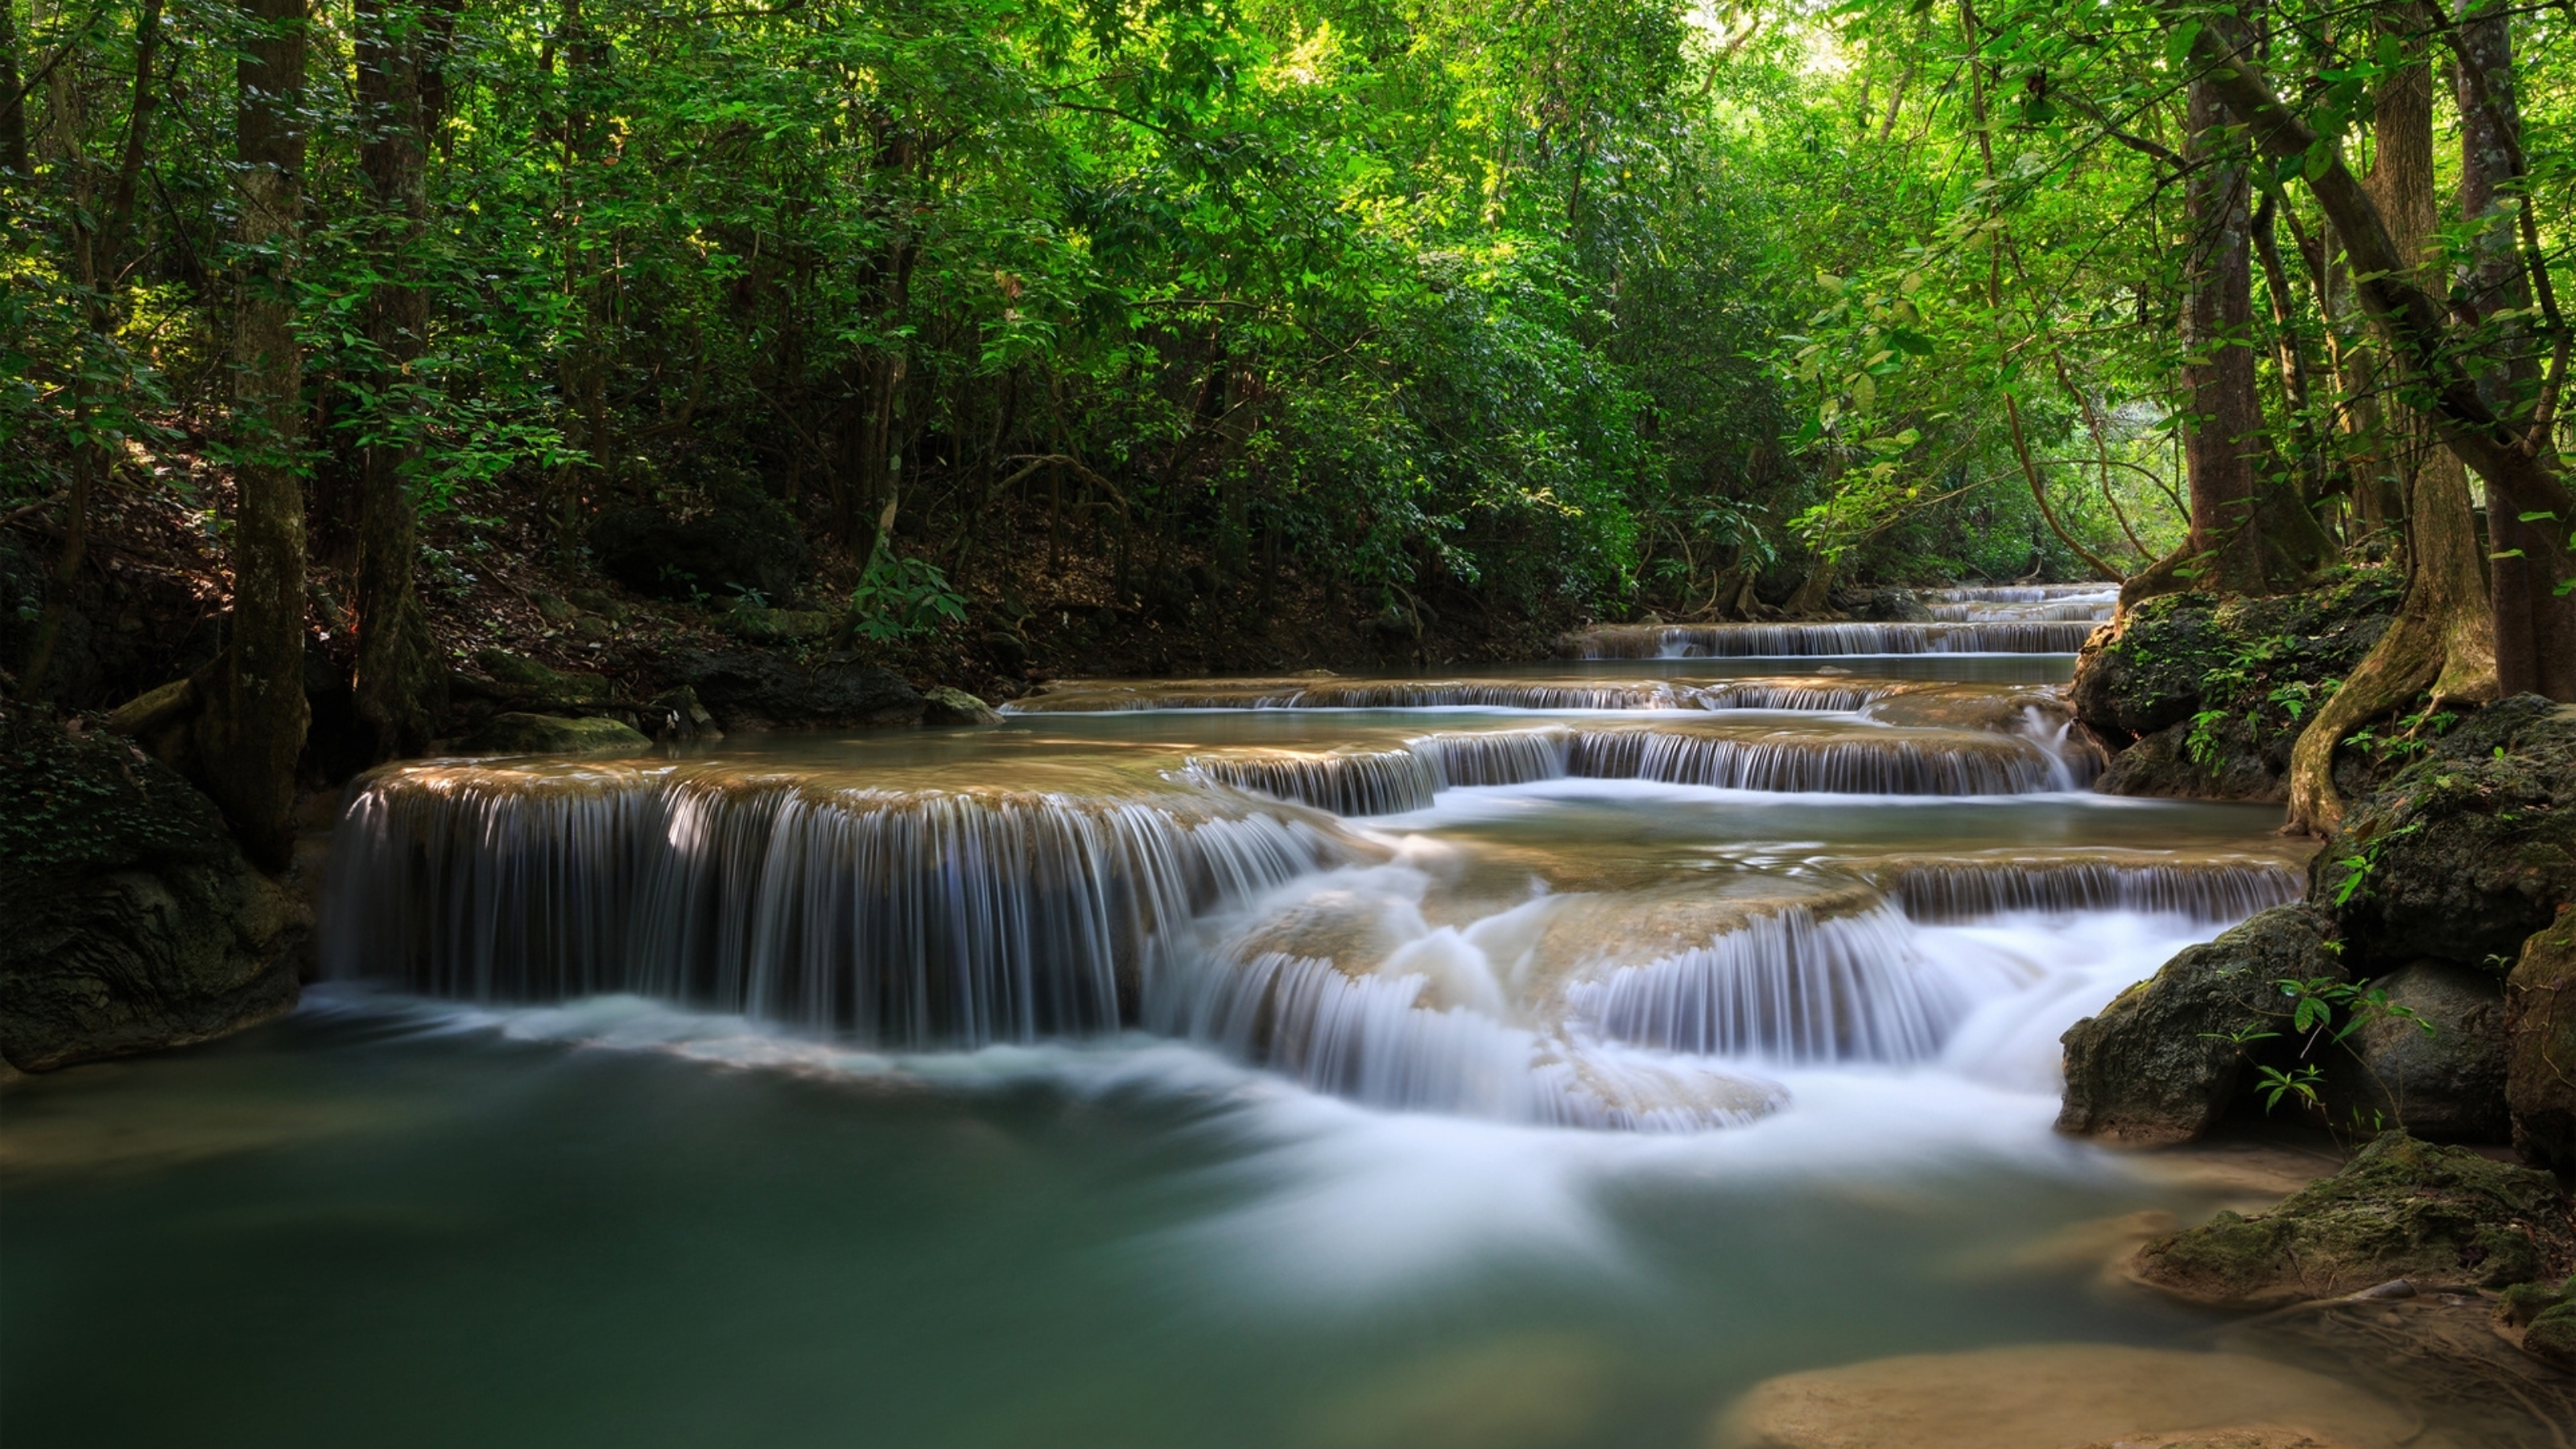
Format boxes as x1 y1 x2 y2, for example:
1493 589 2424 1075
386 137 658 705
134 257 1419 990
9 601 2376 1448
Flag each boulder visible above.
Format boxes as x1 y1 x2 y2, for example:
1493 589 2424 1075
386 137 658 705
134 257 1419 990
590 483 807 604
1832 586 1935 623
717 601 838 643
563 587 630 622
2506 904 2576 1168
2314 696 2576 974
2058 904 2341 1145
469 648 611 709
2497 1275 2576 1372
2320 960 2509 1144
2070 570 2402 800
671 648 923 729
640 686 722 743
921 686 1001 726
0 707 305 1071
2128 1130 2575 1309
459 712 651 756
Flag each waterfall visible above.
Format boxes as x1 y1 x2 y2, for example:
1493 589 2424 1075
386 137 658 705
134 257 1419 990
326 762 1344 1047
1563 903 2018 1063
1886 860 2301 923
1559 621 2100 658
1926 600 2114 622
1561 727 2061 795
1182 747 1442 815
1006 679 1890 713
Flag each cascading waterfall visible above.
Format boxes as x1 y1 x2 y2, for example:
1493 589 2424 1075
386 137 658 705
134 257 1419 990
1926 600 2114 622
1926 583 2117 603
1006 679 1892 713
1886 860 2301 923
1563 903 2021 1063
327 763 1344 1046
1182 724 2069 815
1560 621 2100 658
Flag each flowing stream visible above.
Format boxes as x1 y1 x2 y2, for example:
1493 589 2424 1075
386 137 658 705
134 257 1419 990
6 586 2376 1447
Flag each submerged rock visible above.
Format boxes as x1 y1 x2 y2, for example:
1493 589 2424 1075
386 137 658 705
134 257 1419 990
2128 1131 2575 1308
2314 696 2576 975
2320 960 2509 1144
920 686 1002 726
671 648 923 729
2058 904 2340 1146
1711 1343 2413 1449
2506 904 2576 1168
459 712 652 756
0 707 305 1071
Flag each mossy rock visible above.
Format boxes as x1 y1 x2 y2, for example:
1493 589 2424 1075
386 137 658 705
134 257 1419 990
2130 1130 2576 1308
470 648 612 708
921 686 1001 726
2506 904 2576 1169
459 712 651 756
2319 960 2509 1145
2070 569 2402 802
717 602 837 643
2058 904 2340 1146
2315 696 2576 975
0 705 304 1071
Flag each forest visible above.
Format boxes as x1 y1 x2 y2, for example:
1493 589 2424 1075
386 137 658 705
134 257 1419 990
4 0 2573 849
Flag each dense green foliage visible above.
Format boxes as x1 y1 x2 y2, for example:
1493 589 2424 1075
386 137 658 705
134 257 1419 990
2 0 2568 627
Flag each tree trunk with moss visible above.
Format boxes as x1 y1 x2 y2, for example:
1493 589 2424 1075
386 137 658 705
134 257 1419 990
192 0 311 869
2273 8 2502 832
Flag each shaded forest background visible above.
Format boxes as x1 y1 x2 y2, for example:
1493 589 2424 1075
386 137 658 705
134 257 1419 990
3 0 2572 850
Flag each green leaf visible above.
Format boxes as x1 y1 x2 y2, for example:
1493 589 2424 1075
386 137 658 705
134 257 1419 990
2165 20 2202 73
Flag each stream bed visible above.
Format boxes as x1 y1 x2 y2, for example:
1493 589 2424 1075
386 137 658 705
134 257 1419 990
7 588 2415 1447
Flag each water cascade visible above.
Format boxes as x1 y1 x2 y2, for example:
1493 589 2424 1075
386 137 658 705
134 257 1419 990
318 579 2306 1134
327 762 1346 1046
1562 620 2101 658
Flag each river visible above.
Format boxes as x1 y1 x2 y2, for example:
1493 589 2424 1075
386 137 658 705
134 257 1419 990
3 586 2355 1447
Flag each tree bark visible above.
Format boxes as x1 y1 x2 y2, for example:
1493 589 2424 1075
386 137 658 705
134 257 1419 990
2457 0 2576 700
195 0 311 868
350 0 450 757
2181 50 2267 594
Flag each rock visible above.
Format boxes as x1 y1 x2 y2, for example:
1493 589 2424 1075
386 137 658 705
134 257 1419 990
590 483 807 604
2070 571 2402 800
983 630 1029 673
2320 960 2509 1144
717 601 837 643
2521 1280 2576 1372
470 648 611 708
921 686 1001 726
2314 696 2576 974
570 615 615 642
2128 1130 2575 1308
1711 1344 2412 1449
1832 587 1934 623
458 712 651 756
530 590 582 625
640 686 722 743
2058 904 2341 1146
564 588 630 622
0 706 305 1071
2506 904 2576 1168
2097 717 2289 802
671 648 923 729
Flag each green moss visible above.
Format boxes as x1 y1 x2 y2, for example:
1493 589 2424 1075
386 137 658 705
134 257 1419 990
2132 1130 2575 1307
0 705 229 890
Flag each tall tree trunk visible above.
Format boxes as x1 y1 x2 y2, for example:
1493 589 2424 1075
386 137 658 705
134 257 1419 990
196 0 311 867
2181 52 2266 594
350 0 449 757
2363 6 2497 708
2458 0 2576 700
